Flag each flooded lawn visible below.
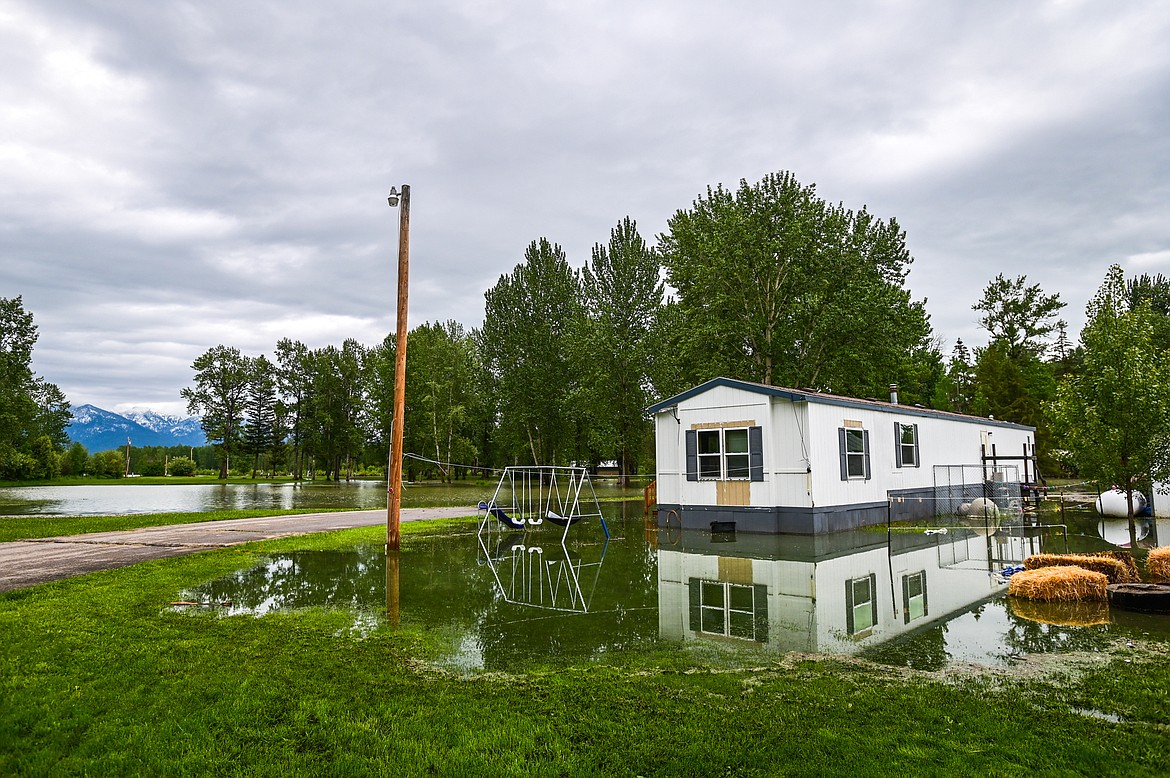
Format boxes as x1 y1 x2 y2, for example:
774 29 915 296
176 502 1170 673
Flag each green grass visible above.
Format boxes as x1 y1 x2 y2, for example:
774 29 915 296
3 522 1169 776
0 509 355 543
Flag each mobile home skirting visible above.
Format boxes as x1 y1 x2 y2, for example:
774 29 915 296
657 487 942 535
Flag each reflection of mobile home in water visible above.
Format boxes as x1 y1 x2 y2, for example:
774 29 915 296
648 378 1037 535
657 527 1041 654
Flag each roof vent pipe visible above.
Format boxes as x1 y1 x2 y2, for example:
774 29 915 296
889 384 899 404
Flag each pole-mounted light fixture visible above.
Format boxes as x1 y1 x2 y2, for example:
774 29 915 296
387 187 401 207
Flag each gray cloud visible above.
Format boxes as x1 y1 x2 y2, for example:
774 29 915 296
4 0 1169 413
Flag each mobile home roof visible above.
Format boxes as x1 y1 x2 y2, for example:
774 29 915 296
646 377 1034 432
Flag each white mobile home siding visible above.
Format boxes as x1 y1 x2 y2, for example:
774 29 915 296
650 378 1036 535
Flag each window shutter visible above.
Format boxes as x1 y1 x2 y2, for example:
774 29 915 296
687 578 701 631
685 430 698 482
913 423 920 468
844 578 855 634
838 428 848 481
894 422 903 468
749 426 764 482
902 574 910 624
863 430 871 480
752 583 769 640
868 573 878 627
921 573 928 617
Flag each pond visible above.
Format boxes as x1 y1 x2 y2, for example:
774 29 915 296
174 501 1170 674
0 480 646 516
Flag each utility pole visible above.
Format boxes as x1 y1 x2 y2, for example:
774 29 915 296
386 185 410 551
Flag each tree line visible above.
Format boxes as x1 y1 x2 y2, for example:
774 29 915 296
5 170 1167 504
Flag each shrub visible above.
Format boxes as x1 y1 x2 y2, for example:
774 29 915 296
168 457 197 477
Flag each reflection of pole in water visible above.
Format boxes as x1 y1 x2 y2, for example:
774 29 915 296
386 550 400 628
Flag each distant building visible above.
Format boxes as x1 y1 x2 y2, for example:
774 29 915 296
648 377 1037 535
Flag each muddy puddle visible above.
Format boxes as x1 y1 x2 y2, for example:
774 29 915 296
175 501 1170 673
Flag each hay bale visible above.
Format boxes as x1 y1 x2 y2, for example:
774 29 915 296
1008 566 1109 602
1091 550 1141 583
1147 547 1170 583
1009 597 1111 627
1023 553 1138 584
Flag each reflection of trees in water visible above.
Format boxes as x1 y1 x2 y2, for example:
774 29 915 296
191 546 387 613
1000 604 1113 656
860 624 950 671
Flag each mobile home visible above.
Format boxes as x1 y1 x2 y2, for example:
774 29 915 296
648 377 1037 535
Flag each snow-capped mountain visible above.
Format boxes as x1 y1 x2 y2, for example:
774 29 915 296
67 404 207 452
121 408 205 440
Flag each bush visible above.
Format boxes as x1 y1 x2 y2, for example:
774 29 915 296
168 457 197 477
89 450 126 478
59 442 89 475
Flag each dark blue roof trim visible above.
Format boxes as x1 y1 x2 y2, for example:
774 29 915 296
645 376 1034 432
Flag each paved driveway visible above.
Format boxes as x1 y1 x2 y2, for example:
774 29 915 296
0 507 476 593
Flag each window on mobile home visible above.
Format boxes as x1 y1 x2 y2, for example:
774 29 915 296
686 427 764 481
838 427 870 479
696 428 750 479
896 423 919 468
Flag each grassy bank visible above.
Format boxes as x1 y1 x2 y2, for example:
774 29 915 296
2 522 1169 776
0 509 355 543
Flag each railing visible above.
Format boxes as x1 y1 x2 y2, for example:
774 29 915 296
643 479 657 517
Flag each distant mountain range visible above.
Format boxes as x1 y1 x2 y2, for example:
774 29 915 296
67 404 208 452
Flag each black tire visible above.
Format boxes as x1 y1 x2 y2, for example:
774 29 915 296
1107 583 1170 614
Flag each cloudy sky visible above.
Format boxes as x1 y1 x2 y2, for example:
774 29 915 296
3 0 1168 416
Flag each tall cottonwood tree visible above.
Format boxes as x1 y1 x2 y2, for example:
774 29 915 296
1054 265 1170 545
181 345 252 478
305 340 367 480
405 321 483 481
658 171 931 397
480 239 581 465
576 217 662 482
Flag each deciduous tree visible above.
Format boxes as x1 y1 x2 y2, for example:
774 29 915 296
576 217 662 483
658 171 931 396
1053 265 1170 545
481 239 581 465
181 345 252 478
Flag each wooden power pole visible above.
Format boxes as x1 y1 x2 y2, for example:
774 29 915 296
386 184 410 552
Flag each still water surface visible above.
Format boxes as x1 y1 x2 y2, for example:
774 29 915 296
175 501 1170 674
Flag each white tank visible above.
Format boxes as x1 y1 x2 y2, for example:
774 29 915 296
1095 488 1146 517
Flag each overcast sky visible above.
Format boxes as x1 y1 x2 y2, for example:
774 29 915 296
3 0 1168 416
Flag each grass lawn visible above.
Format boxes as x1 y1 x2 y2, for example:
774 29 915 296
3 521 1169 776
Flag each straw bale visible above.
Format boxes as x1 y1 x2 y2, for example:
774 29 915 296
1023 553 1138 584
1147 547 1170 583
1008 566 1109 602
1009 597 1111 627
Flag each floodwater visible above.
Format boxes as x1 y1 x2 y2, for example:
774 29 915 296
0 480 643 516
175 501 1170 674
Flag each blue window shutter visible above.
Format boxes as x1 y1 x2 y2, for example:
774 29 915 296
685 429 698 481
838 428 848 481
863 430 871 480
749 426 764 482
894 422 903 468
913 423 920 468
